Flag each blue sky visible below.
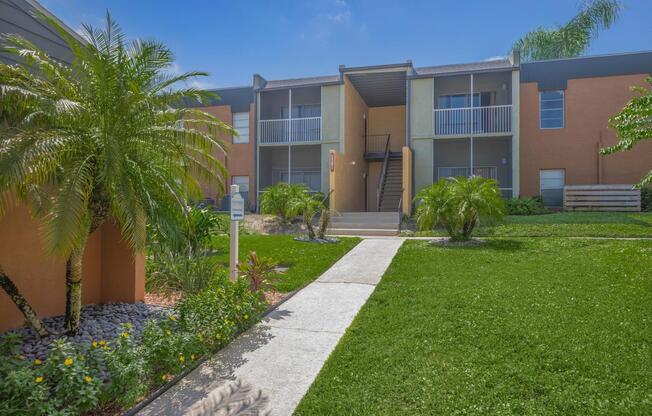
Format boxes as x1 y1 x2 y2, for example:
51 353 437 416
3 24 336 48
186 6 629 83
41 0 652 89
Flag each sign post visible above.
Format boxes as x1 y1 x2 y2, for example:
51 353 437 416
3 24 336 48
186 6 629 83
229 184 244 281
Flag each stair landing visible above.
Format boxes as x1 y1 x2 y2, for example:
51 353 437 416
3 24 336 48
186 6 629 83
327 212 400 236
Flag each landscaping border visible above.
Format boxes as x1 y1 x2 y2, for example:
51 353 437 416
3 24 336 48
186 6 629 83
123 289 299 415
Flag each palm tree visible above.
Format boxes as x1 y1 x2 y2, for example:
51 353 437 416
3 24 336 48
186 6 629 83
513 0 622 61
0 13 232 334
414 177 505 241
288 189 324 240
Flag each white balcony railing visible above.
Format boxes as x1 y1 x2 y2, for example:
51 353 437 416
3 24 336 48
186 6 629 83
433 105 512 136
259 117 321 144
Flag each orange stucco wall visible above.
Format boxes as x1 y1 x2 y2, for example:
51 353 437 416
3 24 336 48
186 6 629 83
520 74 652 196
331 77 368 212
195 104 255 207
368 105 406 152
0 205 144 332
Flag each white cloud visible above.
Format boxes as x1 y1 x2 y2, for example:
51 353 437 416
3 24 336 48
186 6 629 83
327 9 351 23
484 55 508 62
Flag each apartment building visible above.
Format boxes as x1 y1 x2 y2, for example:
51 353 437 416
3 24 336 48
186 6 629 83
216 50 648 214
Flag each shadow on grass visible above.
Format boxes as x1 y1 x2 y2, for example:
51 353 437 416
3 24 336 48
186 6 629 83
429 239 525 252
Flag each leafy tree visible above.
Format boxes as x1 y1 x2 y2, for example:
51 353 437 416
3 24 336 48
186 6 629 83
414 177 505 241
600 77 652 187
0 13 232 334
513 0 621 61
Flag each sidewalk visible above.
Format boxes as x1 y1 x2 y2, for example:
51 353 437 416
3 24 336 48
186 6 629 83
137 238 405 416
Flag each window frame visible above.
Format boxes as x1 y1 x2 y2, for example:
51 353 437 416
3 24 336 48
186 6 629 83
232 112 250 144
539 90 565 130
231 175 249 193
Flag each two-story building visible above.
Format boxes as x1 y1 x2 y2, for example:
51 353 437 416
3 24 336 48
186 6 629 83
196 50 652 224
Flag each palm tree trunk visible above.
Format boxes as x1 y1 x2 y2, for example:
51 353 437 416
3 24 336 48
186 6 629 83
0 267 49 337
317 209 330 239
64 248 84 335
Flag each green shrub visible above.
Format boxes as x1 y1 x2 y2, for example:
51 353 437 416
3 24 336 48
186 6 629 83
259 182 309 222
505 196 548 215
101 278 265 410
147 206 226 295
414 177 505 241
641 187 652 212
0 335 102 416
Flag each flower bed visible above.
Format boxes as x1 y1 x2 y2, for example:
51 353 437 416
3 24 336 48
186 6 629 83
0 278 265 415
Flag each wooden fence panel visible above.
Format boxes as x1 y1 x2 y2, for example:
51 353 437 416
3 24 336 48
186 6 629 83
564 185 641 212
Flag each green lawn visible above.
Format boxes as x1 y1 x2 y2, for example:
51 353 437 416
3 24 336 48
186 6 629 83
211 235 360 292
415 211 652 238
296 238 652 415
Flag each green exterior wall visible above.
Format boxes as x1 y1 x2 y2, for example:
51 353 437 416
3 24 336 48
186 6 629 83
410 78 434 140
413 138 434 193
321 84 341 143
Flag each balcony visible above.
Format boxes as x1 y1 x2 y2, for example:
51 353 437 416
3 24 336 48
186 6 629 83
433 105 512 136
259 117 321 144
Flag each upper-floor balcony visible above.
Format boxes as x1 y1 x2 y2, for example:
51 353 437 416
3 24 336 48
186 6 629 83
258 85 321 145
259 117 321 144
433 104 512 136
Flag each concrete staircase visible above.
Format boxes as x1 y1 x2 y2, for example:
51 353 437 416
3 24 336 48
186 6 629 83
379 154 403 212
327 212 400 236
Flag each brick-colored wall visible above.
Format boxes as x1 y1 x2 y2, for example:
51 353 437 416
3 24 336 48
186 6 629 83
520 74 652 196
195 104 255 207
0 205 144 332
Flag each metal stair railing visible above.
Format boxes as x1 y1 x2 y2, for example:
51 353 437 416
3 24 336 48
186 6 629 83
376 134 391 211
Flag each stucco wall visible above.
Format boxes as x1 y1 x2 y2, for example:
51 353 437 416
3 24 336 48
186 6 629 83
413 138 434 193
410 78 434 139
331 77 368 212
368 105 406 152
321 84 341 142
519 74 652 196
0 205 144 332
195 104 255 206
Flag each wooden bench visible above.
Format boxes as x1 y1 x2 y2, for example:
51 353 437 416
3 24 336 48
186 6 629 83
564 185 641 212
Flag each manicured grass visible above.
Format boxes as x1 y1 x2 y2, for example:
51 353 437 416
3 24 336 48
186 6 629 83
296 238 652 415
211 235 360 292
416 211 652 238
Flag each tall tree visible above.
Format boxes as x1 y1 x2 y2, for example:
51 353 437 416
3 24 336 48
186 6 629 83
513 0 622 61
600 77 652 187
0 13 232 334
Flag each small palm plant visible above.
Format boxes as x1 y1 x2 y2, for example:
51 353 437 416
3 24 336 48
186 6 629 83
289 190 325 240
259 182 308 223
0 14 232 334
414 177 505 242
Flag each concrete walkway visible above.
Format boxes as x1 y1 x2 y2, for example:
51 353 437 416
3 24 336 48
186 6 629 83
138 238 404 416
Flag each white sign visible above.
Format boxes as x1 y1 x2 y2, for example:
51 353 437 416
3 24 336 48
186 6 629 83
231 193 245 221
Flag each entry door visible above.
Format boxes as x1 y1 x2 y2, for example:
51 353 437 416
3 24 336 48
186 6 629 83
539 170 565 207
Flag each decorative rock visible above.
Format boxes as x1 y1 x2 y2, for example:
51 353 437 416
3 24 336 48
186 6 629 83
1 302 170 361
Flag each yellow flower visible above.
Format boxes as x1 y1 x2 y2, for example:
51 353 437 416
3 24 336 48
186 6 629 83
34 359 42 365
91 341 98 348
191 354 196 361
64 357 73 366
244 314 249 320
178 355 185 363
165 330 171 336
35 376 44 383
17 355 25 360
121 331 130 338
169 315 177 321
98 340 107 346
84 376 93 383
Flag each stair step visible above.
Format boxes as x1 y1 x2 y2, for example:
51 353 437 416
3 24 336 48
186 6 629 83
326 228 399 236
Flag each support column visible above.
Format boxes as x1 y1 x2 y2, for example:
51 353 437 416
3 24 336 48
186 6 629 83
288 89 292 184
470 73 474 176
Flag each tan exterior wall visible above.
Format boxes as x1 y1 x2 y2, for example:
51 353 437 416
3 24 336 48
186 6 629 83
195 104 255 207
410 78 434 139
402 146 413 215
368 105 406 152
520 74 652 196
0 205 144 332
331 77 368 212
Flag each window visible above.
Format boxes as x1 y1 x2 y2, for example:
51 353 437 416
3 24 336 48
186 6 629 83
233 112 249 143
280 104 321 118
540 90 564 129
232 175 249 193
277 170 321 191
